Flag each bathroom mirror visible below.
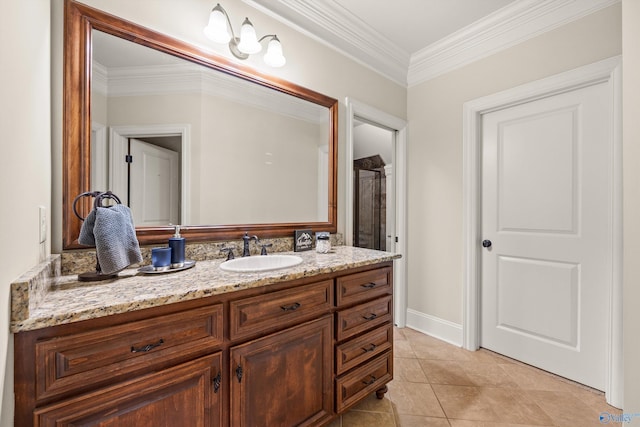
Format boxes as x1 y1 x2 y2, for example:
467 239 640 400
63 0 338 249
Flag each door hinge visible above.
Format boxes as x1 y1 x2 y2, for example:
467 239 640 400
395 236 398 243
125 154 133 163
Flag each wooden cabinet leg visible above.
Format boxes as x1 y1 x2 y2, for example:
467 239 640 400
375 385 388 399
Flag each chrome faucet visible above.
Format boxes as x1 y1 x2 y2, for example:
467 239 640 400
242 232 259 257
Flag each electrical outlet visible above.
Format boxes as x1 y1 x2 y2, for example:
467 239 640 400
39 206 46 243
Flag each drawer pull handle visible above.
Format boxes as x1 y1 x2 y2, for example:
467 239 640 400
213 372 221 393
362 313 377 321
130 338 164 353
281 302 301 311
362 375 377 385
361 282 377 289
362 344 377 353
236 365 243 383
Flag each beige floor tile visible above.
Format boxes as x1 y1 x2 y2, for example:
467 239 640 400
325 417 342 427
349 392 394 413
431 385 553 426
419 360 476 386
410 340 474 362
526 389 618 427
394 327 408 341
448 420 553 427
457 361 519 388
394 338 416 358
387 380 446 417
337 328 614 427
395 413 451 426
499 363 577 393
341 410 396 427
394 357 429 383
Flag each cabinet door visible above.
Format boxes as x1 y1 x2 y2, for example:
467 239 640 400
34 353 223 427
230 316 333 427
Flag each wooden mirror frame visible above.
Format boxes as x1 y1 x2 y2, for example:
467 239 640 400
63 0 338 249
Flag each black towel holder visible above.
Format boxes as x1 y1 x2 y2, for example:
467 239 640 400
72 191 122 221
72 191 124 282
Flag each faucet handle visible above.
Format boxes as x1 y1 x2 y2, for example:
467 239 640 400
260 243 273 256
221 246 235 261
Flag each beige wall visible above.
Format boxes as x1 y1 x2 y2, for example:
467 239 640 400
50 0 407 251
406 4 622 324
0 2 51 425
622 0 640 418
106 92 325 225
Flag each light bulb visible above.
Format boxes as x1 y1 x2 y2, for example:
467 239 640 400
263 36 286 67
237 18 262 54
204 4 231 44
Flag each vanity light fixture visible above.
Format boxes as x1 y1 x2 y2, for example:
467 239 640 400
204 3 286 67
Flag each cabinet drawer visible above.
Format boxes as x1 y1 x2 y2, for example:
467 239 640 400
230 280 332 341
336 295 392 342
336 266 392 307
35 304 223 402
336 323 392 375
35 353 223 427
335 351 393 413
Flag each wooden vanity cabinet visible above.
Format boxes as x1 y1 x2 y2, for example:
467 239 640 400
14 261 394 427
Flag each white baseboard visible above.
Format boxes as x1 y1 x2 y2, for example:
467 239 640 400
405 309 463 347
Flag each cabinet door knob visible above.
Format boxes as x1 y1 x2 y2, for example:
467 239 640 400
236 365 243 383
482 239 492 248
213 372 221 393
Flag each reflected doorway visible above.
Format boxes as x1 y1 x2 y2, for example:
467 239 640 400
353 121 394 251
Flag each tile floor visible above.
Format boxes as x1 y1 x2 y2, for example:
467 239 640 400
328 327 620 427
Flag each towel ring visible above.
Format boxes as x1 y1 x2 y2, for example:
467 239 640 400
72 190 124 283
72 191 123 221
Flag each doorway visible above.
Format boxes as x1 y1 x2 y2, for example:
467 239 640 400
462 57 622 407
353 123 393 250
346 98 407 327
108 124 192 226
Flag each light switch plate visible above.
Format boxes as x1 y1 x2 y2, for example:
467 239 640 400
39 206 46 243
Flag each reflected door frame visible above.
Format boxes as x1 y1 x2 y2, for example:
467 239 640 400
345 98 408 328
108 124 191 225
462 56 622 407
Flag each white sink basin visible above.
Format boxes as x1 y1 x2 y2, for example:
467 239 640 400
220 255 303 272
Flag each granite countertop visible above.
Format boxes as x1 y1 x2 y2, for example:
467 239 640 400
11 246 400 333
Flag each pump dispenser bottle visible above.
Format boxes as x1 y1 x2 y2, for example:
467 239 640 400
169 225 185 268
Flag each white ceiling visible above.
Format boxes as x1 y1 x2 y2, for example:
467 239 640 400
246 0 619 86
328 0 515 56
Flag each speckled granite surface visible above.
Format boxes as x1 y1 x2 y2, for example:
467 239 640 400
61 234 345 275
10 255 61 325
11 246 398 333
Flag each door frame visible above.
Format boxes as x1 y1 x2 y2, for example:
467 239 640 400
345 98 408 328
109 124 191 224
462 56 622 407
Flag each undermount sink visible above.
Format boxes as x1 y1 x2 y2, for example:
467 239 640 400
219 255 303 272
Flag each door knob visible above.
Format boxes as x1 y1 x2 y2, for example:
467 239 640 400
482 240 492 248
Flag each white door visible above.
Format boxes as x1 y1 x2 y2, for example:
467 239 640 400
129 139 180 227
480 81 612 390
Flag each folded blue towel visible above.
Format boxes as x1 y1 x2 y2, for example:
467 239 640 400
78 204 143 274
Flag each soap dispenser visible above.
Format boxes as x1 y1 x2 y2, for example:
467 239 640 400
169 225 185 268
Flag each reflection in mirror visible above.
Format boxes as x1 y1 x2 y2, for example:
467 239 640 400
63 0 338 249
91 30 329 227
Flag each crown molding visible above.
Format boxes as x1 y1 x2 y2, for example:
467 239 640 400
244 0 619 88
406 0 619 86
244 0 410 86
92 62 328 124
